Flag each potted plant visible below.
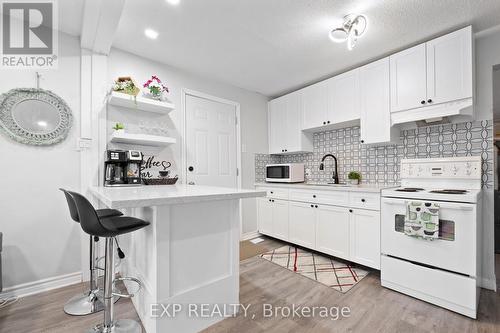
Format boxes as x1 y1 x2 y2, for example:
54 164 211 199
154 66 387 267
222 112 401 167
113 77 140 96
143 75 169 100
112 123 125 134
348 171 361 185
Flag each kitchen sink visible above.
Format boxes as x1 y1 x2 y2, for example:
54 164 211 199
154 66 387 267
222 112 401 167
305 182 350 187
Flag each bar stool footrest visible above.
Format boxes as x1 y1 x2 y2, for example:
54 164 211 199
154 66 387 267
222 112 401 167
112 277 142 298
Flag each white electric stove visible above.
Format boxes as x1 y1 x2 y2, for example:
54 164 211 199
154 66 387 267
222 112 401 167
380 156 482 319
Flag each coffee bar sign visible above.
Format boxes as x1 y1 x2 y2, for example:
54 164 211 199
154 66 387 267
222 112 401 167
141 155 173 179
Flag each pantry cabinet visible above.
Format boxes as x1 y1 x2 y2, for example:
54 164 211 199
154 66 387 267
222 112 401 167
359 58 399 145
257 185 381 269
268 92 312 154
390 26 472 113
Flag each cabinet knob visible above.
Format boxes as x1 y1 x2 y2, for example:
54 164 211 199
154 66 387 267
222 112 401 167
285 149 287 152
270 191 273 194
349 209 353 213
281 149 284 152
272 199 275 202
360 140 365 144
323 121 326 125
312 194 316 198
421 100 426 105
361 199 366 202
315 205 318 208
269 199 271 202
427 99 433 103
311 204 314 208
327 121 330 124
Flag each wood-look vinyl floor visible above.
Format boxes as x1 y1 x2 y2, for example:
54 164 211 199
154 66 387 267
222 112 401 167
1 236 499 333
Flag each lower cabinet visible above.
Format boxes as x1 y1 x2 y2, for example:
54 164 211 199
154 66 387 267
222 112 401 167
289 201 316 248
316 205 351 261
257 197 289 241
257 187 381 270
350 209 380 269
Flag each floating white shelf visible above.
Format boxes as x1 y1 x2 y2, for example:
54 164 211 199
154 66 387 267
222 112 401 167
110 132 176 147
109 91 175 114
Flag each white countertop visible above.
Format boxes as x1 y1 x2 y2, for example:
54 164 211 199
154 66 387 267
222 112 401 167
90 185 266 209
254 182 395 193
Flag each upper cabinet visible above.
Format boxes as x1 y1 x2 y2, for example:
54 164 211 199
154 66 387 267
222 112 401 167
390 26 473 114
301 81 328 130
390 44 428 112
268 92 313 154
326 69 360 124
360 58 399 145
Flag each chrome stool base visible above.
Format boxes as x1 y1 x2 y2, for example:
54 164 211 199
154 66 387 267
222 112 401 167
86 319 142 333
64 290 120 316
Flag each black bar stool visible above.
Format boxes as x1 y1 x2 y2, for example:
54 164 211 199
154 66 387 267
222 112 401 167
61 189 123 315
68 190 149 333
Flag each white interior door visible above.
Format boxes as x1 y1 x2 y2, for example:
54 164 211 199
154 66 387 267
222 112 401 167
186 94 238 188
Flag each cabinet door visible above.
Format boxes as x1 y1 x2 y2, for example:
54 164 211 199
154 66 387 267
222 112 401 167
426 26 472 105
285 91 302 152
315 205 350 260
273 199 289 241
390 44 427 112
350 209 380 269
359 58 396 144
268 97 287 154
327 69 360 124
289 201 316 249
257 197 273 235
301 82 328 130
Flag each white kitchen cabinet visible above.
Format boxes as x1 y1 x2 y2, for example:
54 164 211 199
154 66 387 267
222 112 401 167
301 81 328 130
390 26 473 113
359 58 399 145
315 205 350 260
273 199 289 240
426 26 473 105
390 44 428 112
257 197 273 235
289 201 316 249
268 92 312 154
350 208 380 269
326 69 360 124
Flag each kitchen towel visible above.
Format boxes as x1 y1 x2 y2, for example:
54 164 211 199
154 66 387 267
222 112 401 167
404 201 440 240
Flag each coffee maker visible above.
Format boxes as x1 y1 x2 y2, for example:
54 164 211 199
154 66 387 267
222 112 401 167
104 150 143 186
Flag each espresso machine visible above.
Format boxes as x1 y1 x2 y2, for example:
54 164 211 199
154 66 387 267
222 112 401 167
104 150 143 186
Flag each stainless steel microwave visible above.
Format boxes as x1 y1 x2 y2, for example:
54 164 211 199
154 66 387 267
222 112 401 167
266 163 305 183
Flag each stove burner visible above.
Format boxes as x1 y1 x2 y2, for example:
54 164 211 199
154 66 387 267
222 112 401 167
429 189 468 195
395 187 425 192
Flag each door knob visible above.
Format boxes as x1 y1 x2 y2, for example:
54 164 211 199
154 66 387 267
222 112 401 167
188 166 194 172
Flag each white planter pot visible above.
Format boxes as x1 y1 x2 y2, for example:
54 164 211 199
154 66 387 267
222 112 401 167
349 179 360 185
114 129 125 134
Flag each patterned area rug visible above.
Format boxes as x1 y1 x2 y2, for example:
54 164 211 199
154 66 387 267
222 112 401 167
261 245 369 293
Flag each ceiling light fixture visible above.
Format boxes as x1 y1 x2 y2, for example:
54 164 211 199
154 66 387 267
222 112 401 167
144 28 159 39
329 14 367 50
166 0 180 5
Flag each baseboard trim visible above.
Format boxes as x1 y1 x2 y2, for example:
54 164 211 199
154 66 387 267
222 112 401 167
480 277 497 291
241 231 261 241
0 271 82 299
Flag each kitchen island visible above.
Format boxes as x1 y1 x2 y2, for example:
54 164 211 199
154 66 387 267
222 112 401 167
90 185 266 333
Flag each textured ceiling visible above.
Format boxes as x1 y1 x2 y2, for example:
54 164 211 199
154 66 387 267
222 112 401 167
67 0 500 97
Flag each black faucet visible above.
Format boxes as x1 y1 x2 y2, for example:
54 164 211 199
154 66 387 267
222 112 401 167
319 154 339 184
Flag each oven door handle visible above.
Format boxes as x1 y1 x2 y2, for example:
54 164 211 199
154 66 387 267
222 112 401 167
382 199 474 211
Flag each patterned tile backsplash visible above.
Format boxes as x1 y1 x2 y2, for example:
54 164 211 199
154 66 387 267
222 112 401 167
255 120 493 188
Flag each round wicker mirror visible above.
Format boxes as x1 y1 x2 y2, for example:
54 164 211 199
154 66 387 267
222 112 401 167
0 88 72 145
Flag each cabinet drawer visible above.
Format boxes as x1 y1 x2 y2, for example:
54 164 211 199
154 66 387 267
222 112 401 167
256 186 289 200
349 192 380 210
289 189 348 206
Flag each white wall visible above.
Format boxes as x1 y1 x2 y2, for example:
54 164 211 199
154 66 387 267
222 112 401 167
474 30 500 289
107 49 269 236
493 68 500 119
0 33 82 290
